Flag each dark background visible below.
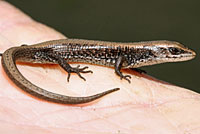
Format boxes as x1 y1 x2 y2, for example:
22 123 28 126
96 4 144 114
6 0 200 92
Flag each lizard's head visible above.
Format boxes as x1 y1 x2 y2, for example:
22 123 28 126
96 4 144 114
150 41 196 62
126 41 196 68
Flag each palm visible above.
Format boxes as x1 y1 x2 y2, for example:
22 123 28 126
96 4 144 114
0 1 200 133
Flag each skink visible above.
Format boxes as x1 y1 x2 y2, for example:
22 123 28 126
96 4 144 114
0 39 196 104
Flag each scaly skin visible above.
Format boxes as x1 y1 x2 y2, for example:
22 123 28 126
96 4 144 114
0 39 196 104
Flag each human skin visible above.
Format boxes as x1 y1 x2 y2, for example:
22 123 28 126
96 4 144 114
0 1 200 134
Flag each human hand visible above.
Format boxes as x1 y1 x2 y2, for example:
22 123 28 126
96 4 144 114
0 1 200 133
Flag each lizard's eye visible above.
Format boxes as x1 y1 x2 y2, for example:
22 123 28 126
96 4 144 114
169 47 182 55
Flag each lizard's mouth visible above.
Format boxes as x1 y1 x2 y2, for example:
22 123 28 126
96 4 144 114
166 49 196 62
